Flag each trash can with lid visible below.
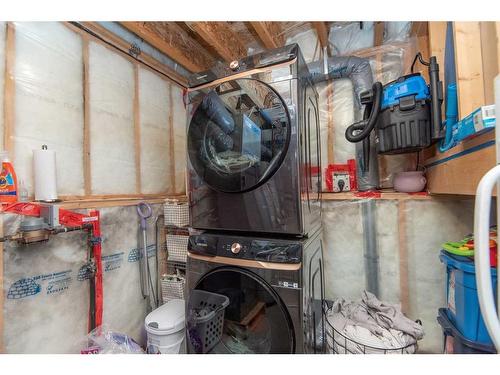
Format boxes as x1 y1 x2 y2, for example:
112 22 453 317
145 299 185 354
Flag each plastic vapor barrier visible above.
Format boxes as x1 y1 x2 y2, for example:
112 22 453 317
313 25 419 188
329 22 375 56
172 84 187 194
0 22 5 146
138 67 171 194
322 198 475 353
89 41 136 195
285 27 321 63
2 204 163 353
13 22 85 196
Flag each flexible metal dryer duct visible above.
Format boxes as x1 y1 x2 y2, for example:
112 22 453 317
308 56 380 296
308 56 379 191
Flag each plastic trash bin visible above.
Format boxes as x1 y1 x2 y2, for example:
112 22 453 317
145 299 185 354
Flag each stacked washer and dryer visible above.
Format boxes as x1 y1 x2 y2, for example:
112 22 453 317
185 44 325 354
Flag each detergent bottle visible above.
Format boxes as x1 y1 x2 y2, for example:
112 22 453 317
0 151 18 204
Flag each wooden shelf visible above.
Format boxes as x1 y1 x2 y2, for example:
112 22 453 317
322 190 432 201
424 131 496 196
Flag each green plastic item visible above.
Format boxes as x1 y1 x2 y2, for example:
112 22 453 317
442 242 474 257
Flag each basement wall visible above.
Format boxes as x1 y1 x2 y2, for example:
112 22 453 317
322 198 475 353
0 22 185 353
2 204 163 353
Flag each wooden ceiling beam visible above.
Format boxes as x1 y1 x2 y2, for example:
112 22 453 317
248 22 284 50
374 22 385 46
186 22 247 61
120 21 215 72
312 22 329 49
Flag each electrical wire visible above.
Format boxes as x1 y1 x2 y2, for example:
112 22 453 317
411 52 430 74
68 22 187 88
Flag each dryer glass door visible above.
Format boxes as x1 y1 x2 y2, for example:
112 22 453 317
188 267 295 354
188 78 291 193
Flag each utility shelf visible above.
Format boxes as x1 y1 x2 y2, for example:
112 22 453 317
424 131 496 196
321 190 432 201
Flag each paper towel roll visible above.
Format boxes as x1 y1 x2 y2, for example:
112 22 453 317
33 145 58 201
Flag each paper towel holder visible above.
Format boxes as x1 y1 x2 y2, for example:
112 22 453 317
33 144 61 203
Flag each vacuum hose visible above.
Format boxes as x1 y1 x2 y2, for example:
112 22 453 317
345 82 383 143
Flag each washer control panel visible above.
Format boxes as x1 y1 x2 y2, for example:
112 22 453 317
188 234 301 263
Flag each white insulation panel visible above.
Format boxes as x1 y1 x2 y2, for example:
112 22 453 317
138 68 171 194
322 198 475 353
3 204 163 353
172 84 187 194
406 199 474 353
13 22 84 196
89 42 136 195
0 22 6 148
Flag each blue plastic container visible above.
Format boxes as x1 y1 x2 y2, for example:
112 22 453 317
437 308 496 354
439 251 497 345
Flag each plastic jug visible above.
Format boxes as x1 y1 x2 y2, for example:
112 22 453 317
0 151 18 203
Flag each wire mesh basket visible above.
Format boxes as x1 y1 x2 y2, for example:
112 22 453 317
164 199 189 227
324 303 419 354
161 273 185 303
166 233 189 263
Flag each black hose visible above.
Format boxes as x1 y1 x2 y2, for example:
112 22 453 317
345 82 383 143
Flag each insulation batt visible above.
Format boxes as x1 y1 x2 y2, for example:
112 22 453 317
138 67 171 194
13 22 84 196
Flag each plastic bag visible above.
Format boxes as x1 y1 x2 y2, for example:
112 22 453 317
80 325 144 354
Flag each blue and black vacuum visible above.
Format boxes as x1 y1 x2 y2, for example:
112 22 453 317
345 53 446 188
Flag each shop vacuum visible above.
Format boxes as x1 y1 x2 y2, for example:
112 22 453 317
345 53 444 190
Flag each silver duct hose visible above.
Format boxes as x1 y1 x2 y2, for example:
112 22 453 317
308 56 379 191
309 56 380 295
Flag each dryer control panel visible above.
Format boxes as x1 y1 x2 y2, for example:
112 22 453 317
188 234 302 263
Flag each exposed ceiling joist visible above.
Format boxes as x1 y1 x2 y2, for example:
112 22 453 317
186 22 247 61
120 21 214 72
248 22 284 50
312 22 329 49
374 22 385 46
410 21 429 37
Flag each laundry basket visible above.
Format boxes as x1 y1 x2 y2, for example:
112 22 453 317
187 290 230 354
161 273 185 303
323 302 419 354
166 232 189 263
164 199 189 227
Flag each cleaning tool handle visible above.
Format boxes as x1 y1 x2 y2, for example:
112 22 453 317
136 202 152 230
429 56 444 141
439 83 459 152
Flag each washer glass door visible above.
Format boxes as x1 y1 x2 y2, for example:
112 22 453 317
187 267 295 353
188 78 291 193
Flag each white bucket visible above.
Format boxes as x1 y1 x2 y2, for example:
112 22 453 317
145 299 185 354
148 336 185 354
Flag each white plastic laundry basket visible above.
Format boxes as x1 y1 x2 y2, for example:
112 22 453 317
145 299 185 354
